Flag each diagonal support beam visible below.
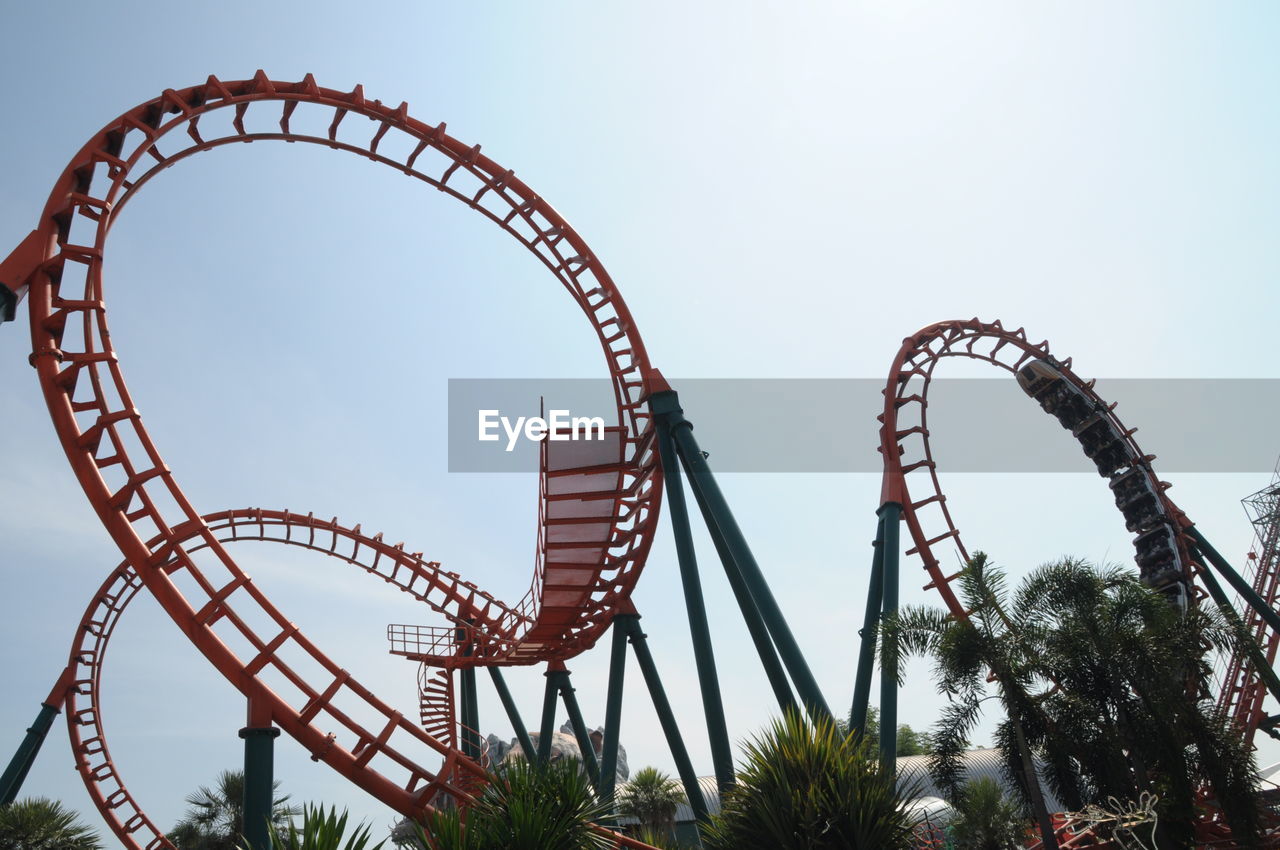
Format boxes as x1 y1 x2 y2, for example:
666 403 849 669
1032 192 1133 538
0 669 72 805
651 406 736 790
1190 544 1280 708
0 703 60 806
878 501 902 766
850 513 887 737
1188 526 1280 636
553 668 600 788
598 613 630 802
537 667 559 764
488 667 535 764
655 389 833 724
620 614 711 822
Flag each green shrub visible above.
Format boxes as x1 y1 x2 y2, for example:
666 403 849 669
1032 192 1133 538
700 709 920 850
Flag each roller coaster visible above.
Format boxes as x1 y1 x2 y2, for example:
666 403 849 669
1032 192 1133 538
0 74 1276 850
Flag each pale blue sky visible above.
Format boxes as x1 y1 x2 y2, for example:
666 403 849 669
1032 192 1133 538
1 1 1278 840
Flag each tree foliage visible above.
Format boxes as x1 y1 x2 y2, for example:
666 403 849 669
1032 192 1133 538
422 757 612 850
1014 557 1261 846
885 553 1061 848
842 705 935 756
0 797 103 850
169 769 300 850
254 804 385 850
887 555 1264 848
699 709 920 850
616 767 683 843
895 724 931 757
947 777 1027 850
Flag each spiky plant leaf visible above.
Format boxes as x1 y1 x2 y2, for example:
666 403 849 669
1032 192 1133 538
247 804 384 850
0 798 103 850
421 758 612 850
700 709 920 850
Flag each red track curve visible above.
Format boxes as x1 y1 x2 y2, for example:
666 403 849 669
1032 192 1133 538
878 318 1196 615
67 509 501 849
6 72 661 840
65 509 653 850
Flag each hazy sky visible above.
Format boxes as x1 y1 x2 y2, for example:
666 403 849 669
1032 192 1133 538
1 1 1278 841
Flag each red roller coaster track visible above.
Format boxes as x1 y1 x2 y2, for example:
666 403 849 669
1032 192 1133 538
878 318 1195 614
2 74 1272 850
1 73 662 848
67 509 509 849
875 318 1279 847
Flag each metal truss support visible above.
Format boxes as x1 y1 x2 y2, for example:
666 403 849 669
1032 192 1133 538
651 400 736 791
240 699 280 850
1189 526 1280 636
488 667 536 763
459 666 480 761
0 670 71 806
877 502 902 765
618 613 710 824
850 513 887 738
688 477 796 715
599 613 631 802
538 667 560 764
1191 544 1280 704
553 668 601 788
652 387 832 727
0 703 60 806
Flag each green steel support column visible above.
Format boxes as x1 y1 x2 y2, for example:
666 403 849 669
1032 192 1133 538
488 667 536 762
687 468 798 714
555 670 601 788
538 668 559 764
622 616 711 822
878 502 902 766
456 623 480 760
667 408 833 723
850 515 887 738
650 398 736 791
1190 546 1280 704
1187 526 1280 636
0 702 60 805
460 666 480 760
240 708 280 850
598 615 631 802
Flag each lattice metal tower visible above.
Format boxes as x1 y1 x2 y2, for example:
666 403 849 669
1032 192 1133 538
1218 464 1280 745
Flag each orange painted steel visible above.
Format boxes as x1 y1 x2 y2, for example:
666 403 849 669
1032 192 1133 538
877 318 1195 615
5 72 661 846
63 508 646 849
1216 476 1280 746
875 318 1263 849
389 424 655 668
65 510 481 849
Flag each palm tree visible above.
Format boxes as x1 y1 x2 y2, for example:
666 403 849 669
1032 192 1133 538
423 757 613 850
616 767 684 844
947 777 1027 850
889 555 1265 850
0 797 103 850
170 769 300 849
886 553 1061 849
254 804 386 850
1012 558 1261 847
699 708 920 850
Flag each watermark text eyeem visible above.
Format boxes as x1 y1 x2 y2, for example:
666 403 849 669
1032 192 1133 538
477 409 606 452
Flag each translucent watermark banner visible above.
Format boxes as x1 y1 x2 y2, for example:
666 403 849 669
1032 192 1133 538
447 378 1280 473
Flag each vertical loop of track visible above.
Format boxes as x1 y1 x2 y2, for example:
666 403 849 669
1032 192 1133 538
878 318 1195 614
65 509 653 849
17 73 660 830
